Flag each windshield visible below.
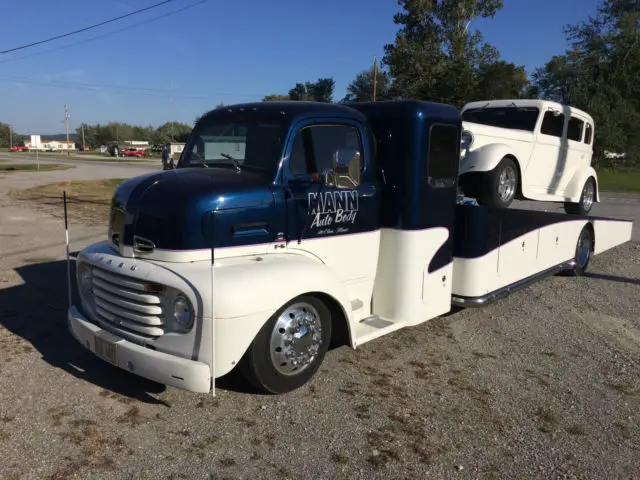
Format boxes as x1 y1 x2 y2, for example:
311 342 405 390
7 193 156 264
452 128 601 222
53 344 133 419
462 106 540 132
178 117 287 178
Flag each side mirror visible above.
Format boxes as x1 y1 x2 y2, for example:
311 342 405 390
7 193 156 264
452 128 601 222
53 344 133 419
323 148 360 187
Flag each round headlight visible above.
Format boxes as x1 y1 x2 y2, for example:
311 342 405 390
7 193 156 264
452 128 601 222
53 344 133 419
461 130 474 149
172 295 193 328
78 264 93 293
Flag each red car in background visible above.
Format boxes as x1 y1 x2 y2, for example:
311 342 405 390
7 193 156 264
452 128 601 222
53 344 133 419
8 145 29 152
120 148 149 158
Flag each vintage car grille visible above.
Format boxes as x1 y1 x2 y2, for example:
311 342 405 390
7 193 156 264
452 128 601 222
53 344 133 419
90 265 165 337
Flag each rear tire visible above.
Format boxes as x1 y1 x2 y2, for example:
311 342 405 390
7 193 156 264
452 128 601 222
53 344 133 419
564 177 596 216
478 157 518 209
240 295 332 394
566 225 594 276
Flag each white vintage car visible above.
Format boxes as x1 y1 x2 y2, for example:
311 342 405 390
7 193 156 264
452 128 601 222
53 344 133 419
458 99 599 215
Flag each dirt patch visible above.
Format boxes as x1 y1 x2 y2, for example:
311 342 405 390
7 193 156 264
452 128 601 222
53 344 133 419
0 164 72 172
8 178 125 226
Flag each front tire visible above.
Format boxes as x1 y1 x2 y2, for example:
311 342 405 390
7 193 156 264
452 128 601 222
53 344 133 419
564 177 596 216
479 157 518 208
240 295 332 394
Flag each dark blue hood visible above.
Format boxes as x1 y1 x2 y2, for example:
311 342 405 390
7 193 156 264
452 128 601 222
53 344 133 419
109 167 277 254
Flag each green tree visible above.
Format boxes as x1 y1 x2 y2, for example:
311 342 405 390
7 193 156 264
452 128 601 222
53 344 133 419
382 0 506 107
531 0 640 162
0 123 27 148
154 121 192 144
342 66 393 102
288 78 336 102
262 94 290 101
474 60 530 100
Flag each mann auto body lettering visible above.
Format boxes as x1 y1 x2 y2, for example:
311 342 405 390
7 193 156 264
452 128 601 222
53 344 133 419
308 190 359 229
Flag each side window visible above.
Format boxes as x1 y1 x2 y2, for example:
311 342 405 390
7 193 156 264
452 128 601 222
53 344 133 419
427 124 459 187
540 111 565 138
567 116 584 142
288 124 363 186
584 123 593 145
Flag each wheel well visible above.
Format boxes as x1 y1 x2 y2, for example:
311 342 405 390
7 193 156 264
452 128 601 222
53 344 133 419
504 154 524 199
307 292 351 349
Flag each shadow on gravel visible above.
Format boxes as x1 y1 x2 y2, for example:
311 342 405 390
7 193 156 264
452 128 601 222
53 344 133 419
586 272 640 286
0 257 169 405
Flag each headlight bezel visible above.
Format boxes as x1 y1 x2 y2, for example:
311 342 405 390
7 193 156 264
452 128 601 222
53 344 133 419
461 130 474 149
164 290 195 333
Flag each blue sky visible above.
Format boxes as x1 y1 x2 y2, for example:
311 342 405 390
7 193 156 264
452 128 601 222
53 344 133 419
1 0 601 134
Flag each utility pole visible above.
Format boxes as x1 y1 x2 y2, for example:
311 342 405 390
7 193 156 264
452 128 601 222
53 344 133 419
8 124 12 148
64 104 70 156
81 124 86 151
372 56 378 102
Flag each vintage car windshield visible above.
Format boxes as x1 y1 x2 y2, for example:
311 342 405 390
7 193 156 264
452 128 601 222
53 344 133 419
462 106 540 132
178 117 287 179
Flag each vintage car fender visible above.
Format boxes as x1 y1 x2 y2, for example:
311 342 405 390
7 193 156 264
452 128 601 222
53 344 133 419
212 252 354 377
563 166 600 203
459 143 518 175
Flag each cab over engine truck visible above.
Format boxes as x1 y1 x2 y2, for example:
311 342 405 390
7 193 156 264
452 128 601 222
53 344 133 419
67 100 633 395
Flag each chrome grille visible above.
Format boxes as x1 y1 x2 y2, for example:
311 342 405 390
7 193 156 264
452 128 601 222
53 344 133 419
90 266 165 337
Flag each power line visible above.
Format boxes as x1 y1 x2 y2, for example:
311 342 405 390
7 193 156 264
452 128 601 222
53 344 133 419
0 0 173 55
0 74 264 100
0 0 210 65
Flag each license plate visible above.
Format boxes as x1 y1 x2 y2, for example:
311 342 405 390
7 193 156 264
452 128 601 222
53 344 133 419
95 336 117 365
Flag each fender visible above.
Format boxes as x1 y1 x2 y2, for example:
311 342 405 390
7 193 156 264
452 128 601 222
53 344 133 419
459 143 518 175
563 166 599 203
212 252 354 377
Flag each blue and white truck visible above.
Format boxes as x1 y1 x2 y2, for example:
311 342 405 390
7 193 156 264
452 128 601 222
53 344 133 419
67 100 633 395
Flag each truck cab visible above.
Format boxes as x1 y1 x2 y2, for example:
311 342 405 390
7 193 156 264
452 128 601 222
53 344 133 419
67 100 632 396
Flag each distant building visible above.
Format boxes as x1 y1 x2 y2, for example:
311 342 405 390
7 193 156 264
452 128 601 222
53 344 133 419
26 134 76 151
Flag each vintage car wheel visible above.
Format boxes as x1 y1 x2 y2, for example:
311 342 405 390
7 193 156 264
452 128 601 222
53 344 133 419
479 157 518 208
564 177 595 216
240 295 332 394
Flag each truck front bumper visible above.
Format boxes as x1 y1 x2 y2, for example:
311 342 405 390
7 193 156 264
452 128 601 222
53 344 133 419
68 305 212 393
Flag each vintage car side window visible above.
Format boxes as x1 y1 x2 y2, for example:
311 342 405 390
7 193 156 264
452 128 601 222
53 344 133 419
584 123 593 145
426 123 458 187
540 111 565 138
567 116 584 142
288 124 363 186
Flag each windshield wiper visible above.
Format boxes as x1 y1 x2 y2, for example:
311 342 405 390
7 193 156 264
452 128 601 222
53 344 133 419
189 151 209 168
220 153 241 173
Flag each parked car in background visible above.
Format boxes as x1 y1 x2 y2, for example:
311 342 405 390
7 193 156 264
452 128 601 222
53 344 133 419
120 148 149 158
457 99 598 215
8 145 29 152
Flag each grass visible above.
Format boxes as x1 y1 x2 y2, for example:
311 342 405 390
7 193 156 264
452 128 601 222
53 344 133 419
596 169 640 193
9 178 126 226
0 163 71 172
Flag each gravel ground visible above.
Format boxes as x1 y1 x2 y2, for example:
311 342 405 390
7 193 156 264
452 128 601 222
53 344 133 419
0 165 639 480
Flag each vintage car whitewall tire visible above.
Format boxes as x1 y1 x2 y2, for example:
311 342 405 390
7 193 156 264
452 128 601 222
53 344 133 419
564 177 596 216
479 156 519 209
239 295 332 394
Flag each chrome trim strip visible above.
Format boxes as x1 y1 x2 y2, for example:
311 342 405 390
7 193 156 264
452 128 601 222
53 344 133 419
451 259 577 308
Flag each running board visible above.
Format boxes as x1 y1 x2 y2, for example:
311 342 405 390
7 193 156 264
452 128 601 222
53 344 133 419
451 259 576 308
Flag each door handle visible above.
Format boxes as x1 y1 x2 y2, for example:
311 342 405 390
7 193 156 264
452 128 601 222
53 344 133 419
359 184 376 198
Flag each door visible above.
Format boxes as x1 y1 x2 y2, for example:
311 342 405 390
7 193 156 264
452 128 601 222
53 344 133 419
527 110 566 194
557 115 591 192
283 121 381 317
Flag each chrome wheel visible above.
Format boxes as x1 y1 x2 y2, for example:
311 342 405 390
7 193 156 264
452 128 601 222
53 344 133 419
498 165 517 202
581 180 595 211
577 228 592 269
269 302 323 376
